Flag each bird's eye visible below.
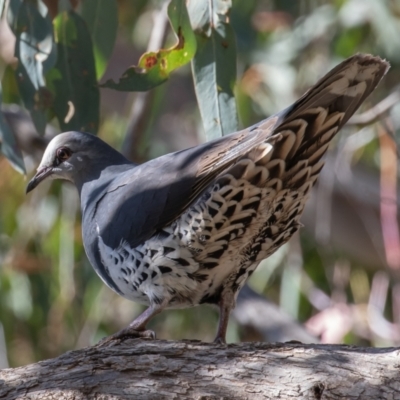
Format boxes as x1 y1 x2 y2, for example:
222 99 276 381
56 147 72 162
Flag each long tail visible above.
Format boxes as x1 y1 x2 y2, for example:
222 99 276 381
250 53 390 195
195 54 389 271
197 54 389 190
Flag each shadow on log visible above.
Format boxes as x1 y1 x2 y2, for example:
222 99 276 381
1 340 399 399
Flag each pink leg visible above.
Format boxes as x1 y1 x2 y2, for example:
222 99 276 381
214 291 235 344
97 302 166 346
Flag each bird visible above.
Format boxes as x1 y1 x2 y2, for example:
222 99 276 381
26 54 388 344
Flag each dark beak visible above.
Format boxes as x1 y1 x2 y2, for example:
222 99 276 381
26 167 53 194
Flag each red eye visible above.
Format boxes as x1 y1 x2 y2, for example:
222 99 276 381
56 147 71 161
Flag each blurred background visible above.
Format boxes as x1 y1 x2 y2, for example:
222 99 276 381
1 0 400 368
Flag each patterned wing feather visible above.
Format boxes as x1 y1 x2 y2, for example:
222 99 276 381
171 54 388 301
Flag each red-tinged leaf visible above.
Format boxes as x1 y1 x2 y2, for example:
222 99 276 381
101 0 196 92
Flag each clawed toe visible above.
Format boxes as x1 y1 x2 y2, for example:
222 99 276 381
96 328 156 347
213 336 227 345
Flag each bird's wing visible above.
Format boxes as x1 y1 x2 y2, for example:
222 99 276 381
95 54 388 250
92 115 282 249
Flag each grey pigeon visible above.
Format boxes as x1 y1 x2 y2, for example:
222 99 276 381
26 54 388 343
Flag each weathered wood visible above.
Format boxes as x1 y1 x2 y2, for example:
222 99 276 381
0 340 399 399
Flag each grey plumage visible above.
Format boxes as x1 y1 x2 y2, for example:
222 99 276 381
27 54 389 343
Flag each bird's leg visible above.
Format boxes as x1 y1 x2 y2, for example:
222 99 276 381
214 290 236 344
97 302 166 346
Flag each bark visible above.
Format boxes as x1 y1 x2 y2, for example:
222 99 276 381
1 340 399 400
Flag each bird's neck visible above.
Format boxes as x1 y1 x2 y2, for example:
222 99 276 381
75 157 135 215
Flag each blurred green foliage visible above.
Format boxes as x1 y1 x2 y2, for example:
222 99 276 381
0 0 400 368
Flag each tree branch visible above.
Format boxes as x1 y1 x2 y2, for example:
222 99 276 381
347 89 400 127
1 340 399 399
234 285 318 343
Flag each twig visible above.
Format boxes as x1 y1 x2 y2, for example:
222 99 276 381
378 117 400 270
122 2 169 163
347 89 400 127
234 285 318 343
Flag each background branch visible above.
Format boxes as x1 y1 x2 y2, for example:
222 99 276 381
234 285 318 343
347 88 400 127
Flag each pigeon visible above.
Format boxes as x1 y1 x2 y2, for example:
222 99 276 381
26 54 389 343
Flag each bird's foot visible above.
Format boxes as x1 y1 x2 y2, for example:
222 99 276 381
96 327 156 347
213 336 227 345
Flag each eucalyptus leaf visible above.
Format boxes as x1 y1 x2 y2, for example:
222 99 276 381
188 0 238 140
101 0 196 92
81 0 118 79
1 65 20 104
47 11 99 133
0 0 6 19
0 84 25 174
13 0 56 135
6 0 22 32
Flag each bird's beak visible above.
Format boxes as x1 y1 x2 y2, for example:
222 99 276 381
26 166 53 194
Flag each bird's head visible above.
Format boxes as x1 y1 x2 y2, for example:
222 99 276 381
26 131 125 194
